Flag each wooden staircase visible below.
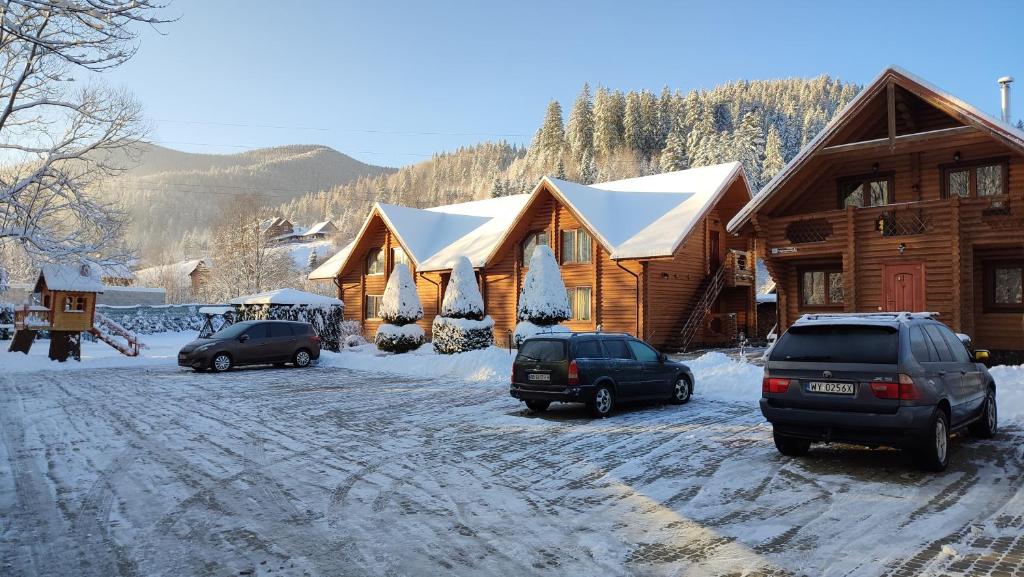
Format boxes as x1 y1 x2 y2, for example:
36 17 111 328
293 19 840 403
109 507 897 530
89 312 144 357
667 265 728 352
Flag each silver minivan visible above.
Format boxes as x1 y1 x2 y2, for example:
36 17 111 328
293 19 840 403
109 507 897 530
760 312 996 471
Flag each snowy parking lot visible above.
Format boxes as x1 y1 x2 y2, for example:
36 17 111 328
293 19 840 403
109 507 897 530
2 347 1024 576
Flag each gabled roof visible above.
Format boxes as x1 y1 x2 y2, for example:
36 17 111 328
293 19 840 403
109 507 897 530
229 288 342 306
303 221 337 236
307 194 531 280
728 65 1024 233
490 162 749 262
134 259 209 284
37 264 105 293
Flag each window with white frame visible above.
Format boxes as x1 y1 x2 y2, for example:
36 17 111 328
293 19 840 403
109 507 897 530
365 295 383 319
565 286 592 321
560 229 592 264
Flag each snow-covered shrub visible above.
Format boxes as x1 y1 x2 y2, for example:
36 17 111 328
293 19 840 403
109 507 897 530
375 263 424 353
375 322 425 354
513 319 571 346
344 334 367 348
95 305 207 334
432 256 494 354
514 245 571 346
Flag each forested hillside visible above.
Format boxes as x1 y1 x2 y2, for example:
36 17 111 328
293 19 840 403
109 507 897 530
278 76 860 241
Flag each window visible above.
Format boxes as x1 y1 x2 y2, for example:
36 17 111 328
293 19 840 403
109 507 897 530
365 295 383 319
270 323 293 338
984 260 1024 312
245 323 268 339
627 340 659 362
565 286 592 321
939 327 972 364
574 340 603 359
942 159 1008 198
800 268 844 308
392 247 409 269
560 229 592 264
910 326 936 362
602 339 633 360
922 324 953 362
838 173 893 208
521 231 549 267
518 339 566 361
366 248 385 275
64 295 86 312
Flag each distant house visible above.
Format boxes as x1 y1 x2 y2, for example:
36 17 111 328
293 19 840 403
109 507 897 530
312 163 758 350
301 221 338 241
728 66 1024 360
135 258 211 301
258 217 294 241
97 263 135 287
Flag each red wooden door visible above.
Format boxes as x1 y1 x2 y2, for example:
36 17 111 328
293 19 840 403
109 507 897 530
709 230 722 270
884 263 925 312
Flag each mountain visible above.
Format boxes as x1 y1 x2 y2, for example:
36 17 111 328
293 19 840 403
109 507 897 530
275 76 860 244
101 143 393 262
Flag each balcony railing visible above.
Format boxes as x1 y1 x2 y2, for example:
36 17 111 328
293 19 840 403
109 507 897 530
725 249 755 287
14 305 52 330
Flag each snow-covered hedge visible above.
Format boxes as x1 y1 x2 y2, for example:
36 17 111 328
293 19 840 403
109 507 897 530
94 304 207 334
234 303 352 352
433 316 495 354
432 256 494 354
376 264 424 353
514 245 570 346
375 322 425 354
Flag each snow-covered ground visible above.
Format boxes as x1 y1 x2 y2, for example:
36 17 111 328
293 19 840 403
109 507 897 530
2 334 1024 576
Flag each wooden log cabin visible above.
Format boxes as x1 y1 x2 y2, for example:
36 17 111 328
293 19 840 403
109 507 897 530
312 162 759 351
728 66 1024 362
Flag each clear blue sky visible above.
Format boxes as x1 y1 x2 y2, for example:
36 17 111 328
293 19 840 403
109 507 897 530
104 0 1023 168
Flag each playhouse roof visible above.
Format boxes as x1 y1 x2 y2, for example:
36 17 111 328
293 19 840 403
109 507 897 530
37 264 105 293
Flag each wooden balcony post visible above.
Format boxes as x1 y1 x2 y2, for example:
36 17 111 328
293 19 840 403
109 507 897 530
845 206 857 311
951 196 963 332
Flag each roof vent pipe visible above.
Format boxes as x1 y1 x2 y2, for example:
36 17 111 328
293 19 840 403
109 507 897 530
998 76 1013 124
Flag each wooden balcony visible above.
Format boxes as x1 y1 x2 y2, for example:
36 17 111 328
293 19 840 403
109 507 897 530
14 305 53 330
724 249 755 287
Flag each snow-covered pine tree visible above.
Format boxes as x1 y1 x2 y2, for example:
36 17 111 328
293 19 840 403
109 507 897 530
733 109 766 188
762 125 786 183
514 245 571 346
623 91 643 154
566 83 594 164
659 129 689 173
432 256 495 354
307 250 319 272
593 86 624 157
540 100 566 165
375 263 425 353
579 148 597 184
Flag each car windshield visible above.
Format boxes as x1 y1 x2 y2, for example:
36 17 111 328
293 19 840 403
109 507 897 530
518 340 566 362
209 321 256 340
771 324 899 364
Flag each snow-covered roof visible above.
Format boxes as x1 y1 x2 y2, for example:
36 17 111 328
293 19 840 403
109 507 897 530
309 194 531 280
303 221 337 236
98 262 135 280
308 241 354 281
38 264 105 293
756 259 776 296
228 288 343 306
134 259 208 283
728 65 1024 234
497 162 748 261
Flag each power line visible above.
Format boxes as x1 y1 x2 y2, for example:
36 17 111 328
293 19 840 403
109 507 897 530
152 119 531 138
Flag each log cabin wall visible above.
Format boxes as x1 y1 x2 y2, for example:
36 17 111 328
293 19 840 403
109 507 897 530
749 74 1024 357
47 289 96 332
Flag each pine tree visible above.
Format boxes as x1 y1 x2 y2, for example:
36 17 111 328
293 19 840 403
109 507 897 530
565 83 594 164
539 100 566 164
432 256 494 353
514 245 571 346
490 175 506 198
733 109 766 187
659 129 688 173
375 263 425 353
762 125 786 183
554 157 566 180
623 91 643 154
307 250 319 272
579 148 597 184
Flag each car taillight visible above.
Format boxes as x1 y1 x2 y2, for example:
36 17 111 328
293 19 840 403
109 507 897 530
568 360 579 385
311 334 321 344
898 373 919 400
762 377 790 394
870 374 919 400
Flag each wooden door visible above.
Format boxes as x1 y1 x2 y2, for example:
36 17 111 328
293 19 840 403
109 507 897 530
709 230 722 270
884 263 925 312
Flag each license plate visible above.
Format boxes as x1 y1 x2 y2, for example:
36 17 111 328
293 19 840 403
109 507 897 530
807 381 855 395
527 373 551 382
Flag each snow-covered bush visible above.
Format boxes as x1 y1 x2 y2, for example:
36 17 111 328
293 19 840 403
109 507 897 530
95 305 207 334
432 256 494 354
513 319 571 345
514 245 571 346
375 263 424 353
344 334 367 348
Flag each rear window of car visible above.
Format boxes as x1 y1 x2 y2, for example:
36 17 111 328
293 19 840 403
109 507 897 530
574 340 603 359
771 324 899 364
518 340 566 362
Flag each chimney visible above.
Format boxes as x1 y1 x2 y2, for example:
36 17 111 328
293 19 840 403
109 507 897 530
998 76 1013 123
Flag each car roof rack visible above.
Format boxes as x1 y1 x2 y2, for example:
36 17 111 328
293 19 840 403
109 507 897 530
796 312 940 323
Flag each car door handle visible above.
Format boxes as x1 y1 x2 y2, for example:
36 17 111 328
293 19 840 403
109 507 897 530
937 371 947 376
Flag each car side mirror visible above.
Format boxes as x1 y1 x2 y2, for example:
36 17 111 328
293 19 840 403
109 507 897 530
658 353 668 363
974 349 990 362
238 334 250 343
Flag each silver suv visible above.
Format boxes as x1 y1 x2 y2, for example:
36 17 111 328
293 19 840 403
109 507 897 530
761 313 996 471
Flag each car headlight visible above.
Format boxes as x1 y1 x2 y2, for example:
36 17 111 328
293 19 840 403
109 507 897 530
195 343 214 352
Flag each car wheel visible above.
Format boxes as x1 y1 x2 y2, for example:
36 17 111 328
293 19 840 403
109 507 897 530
670 376 692 405
915 409 950 472
293 348 312 368
210 353 232 373
772 429 811 457
588 384 615 418
969 388 997 439
525 400 550 413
